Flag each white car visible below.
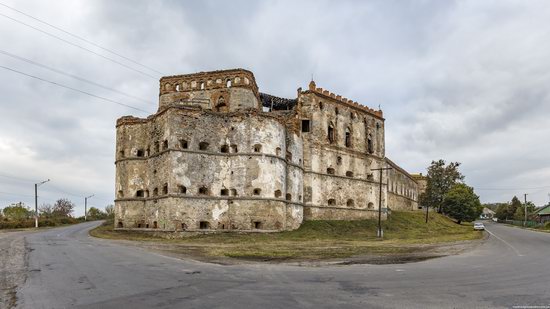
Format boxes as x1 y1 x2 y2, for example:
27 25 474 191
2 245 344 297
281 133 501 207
474 222 485 230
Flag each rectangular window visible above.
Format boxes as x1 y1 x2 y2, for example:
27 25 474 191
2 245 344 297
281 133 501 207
301 120 310 132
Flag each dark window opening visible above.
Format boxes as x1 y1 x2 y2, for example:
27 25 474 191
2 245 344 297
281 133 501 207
345 128 352 147
367 135 374 154
178 185 187 194
137 223 143 228
254 221 262 229
117 221 123 228
335 107 339 115
253 144 262 152
286 151 292 161
153 188 158 196
253 188 261 195
200 221 210 229
220 189 229 196
180 140 188 149
327 168 335 175
328 124 335 143
153 221 158 229
163 140 168 150
368 202 374 209
274 190 282 198
199 142 209 151
367 174 374 181
286 193 292 201
337 156 342 165
226 79 232 88
146 223 149 228
162 183 168 195
346 171 354 177
136 149 144 157
301 120 310 132
181 223 187 230
155 141 160 153
276 147 281 156
221 145 229 153
119 150 125 158
347 199 355 207
136 190 144 197
231 188 237 196
118 190 124 198
328 199 336 206
198 186 209 195
231 144 238 153
319 101 324 110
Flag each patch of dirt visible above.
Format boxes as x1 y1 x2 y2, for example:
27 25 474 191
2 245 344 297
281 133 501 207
0 231 29 308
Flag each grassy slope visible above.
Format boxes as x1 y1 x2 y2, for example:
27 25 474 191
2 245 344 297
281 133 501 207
91 211 482 260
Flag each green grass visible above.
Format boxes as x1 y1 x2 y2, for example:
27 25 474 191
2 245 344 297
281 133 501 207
90 211 482 261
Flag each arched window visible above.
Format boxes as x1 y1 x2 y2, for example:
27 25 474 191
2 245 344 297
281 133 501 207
226 79 232 88
328 122 335 143
337 156 342 165
163 140 168 150
319 101 324 110
180 140 188 149
345 127 352 147
253 144 262 152
335 107 339 115
162 183 168 195
328 199 336 206
367 134 374 154
200 221 210 229
275 147 281 156
175 84 180 91
216 96 228 112
199 142 209 151
286 193 292 201
346 171 354 177
220 145 229 153
274 190 282 198
347 199 354 207
200 81 205 90
368 202 374 209
118 190 124 198
117 221 123 228
153 221 158 229
327 168 335 175
178 185 186 194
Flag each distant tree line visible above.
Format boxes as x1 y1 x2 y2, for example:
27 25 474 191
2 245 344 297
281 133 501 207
419 159 483 224
0 198 114 229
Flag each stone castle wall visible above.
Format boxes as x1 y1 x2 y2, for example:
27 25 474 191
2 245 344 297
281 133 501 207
114 69 419 232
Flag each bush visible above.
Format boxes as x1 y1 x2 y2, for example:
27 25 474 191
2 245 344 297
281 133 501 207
0 217 82 229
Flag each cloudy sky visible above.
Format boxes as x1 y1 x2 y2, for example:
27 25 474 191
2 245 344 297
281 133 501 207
1 0 549 215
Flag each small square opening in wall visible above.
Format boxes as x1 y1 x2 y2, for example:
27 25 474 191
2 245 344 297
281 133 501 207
301 119 310 132
220 189 229 196
254 221 262 229
253 188 261 195
199 221 210 229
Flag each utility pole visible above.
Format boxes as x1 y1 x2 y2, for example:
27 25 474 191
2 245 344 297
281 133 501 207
372 167 392 238
425 203 429 223
34 179 50 228
84 195 94 221
523 193 527 226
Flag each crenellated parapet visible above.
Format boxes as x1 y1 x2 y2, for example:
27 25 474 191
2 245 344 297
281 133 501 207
159 68 259 98
305 80 383 119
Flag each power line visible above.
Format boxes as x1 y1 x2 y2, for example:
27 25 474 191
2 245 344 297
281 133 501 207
0 65 152 114
475 185 550 191
0 1 164 75
0 49 153 105
0 12 158 79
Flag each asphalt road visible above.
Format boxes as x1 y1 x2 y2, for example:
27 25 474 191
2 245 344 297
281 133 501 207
11 221 550 308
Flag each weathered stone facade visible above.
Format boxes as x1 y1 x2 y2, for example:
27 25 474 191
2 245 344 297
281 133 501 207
114 69 420 231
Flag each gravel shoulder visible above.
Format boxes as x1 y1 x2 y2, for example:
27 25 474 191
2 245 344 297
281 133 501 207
0 230 30 309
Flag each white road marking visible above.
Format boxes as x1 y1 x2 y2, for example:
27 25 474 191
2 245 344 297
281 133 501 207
485 229 524 257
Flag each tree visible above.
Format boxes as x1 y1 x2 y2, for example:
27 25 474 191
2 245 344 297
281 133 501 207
2 203 30 221
105 204 114 219
495 203 511 220
441 183 483 224
87 207 107 220
52 198 75 217
420 160 465 213
39 203 54 218
513 201 536 221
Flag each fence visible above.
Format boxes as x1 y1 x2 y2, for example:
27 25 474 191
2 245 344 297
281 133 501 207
501 219 543 228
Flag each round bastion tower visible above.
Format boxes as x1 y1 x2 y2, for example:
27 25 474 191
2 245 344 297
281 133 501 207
114 69 304 231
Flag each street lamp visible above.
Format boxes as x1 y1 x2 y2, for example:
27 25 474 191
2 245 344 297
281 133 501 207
85 194 94 221
372 167 392 238
34 179 50 228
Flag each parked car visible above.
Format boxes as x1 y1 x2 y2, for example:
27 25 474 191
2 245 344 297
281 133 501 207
474 222 485 230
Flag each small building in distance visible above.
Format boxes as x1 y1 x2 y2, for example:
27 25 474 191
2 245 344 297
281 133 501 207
114 69 423 232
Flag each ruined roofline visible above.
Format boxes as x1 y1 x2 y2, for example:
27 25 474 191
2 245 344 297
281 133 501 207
303 80 384 120
260 92 297 110
160 68 255 81
385 157 418 183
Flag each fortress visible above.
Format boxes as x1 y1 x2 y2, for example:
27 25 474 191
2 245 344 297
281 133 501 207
114 69 422 231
